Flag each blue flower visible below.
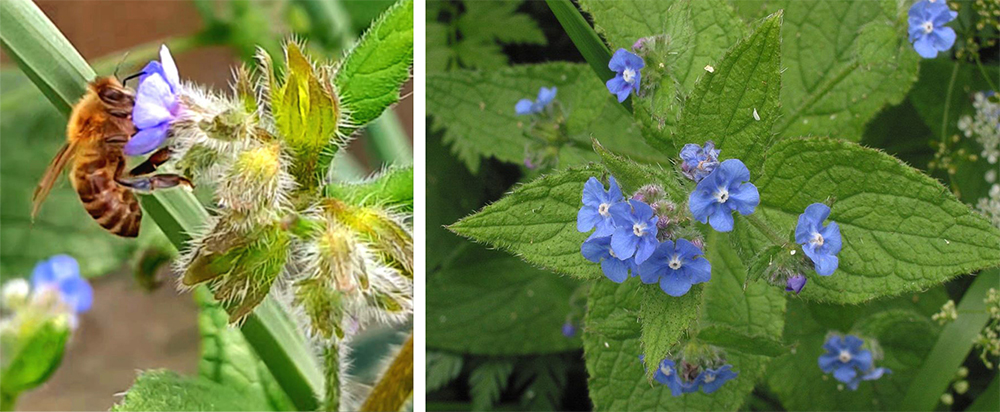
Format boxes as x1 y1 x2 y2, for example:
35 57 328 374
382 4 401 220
562 322 576 337
688 159 759 232
907 0 957 59
581 236 636 283
609 200 659 264
697 364 738 394
30 255 92 314
515 86 557 115
785 274 808 294
652 358 698 396
126 45 181 156
818 335 889 390
679 141 721 182
578 176 625 238
638 238 711 297
606 48 644 102
795 203 842 276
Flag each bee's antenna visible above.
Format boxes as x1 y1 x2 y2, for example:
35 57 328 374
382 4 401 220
120 71 144 86
113 51 131 80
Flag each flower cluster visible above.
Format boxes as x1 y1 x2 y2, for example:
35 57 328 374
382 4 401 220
515 87 557 116
679 141 721 182
973 287 999 368
578 177 711 296
959 91 1000 165
818 334 890 390
907 0 958 59
1 255 92 327
514 86 566 170
642 355 738 396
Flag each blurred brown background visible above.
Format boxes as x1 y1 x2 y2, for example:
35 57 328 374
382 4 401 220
2 1 412 410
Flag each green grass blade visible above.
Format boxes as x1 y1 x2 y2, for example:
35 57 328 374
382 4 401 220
966 374 998 412
901 269 999 411
0 0 321 408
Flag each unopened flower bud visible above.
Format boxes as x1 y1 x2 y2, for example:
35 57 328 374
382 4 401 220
953 380 969 394
940 393 954 406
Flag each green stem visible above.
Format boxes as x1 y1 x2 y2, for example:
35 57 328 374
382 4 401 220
940 61 960 143
0 391 18 412
973 54 998 93
900 268 999 411
360 333 414 412
323 342 341 412
743 213 788 247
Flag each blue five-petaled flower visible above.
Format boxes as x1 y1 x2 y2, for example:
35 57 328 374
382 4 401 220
126 45 181 156
818 335 890 390
606 48 644 103
679 141 721 182
907 0 958 59
581 236 637 283
31 254 92 314
515 86 557 115
610 200 659 264
698 365 739 394
688 159 760 232
578 176 625 238
638 238 711 297
795 203 842 276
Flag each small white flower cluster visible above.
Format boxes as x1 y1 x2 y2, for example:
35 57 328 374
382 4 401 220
932 299 958 324
957 91 1000 165
975 288 1000 368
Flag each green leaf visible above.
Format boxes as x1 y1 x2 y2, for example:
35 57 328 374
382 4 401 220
459 1 546 46
324 165 413 211
900 269 999 411
0 319 69 396
733 138 1000 304
450 164 606 280
592 139 688 203
678 12 781 171
638 286 704 381
696 325 786 358
426 352 463 393
335 0 413 129
514 356 569 411
194 288 295 411
546 0 615 86
0 70 138 281
909 60 998 139
111 370 275 412
767 290 948 411
427 247 582 355
765 0 919 141
469 359 515 411
584 233 785 411
427 63 658 173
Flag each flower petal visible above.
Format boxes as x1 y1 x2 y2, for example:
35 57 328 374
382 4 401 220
515 98 535 115
813 252 839 276
580 237 610 263
931 26 956 51
601 258 629 283
821 221 842 254
833 365 858 384
611 226 640 259
58 275 93 313
818 353 840 372
660 271 693 297
913 35 939 58
124 123 169 156
728 183 759 215
133 75 177 129
708 206 735 232
158 44 180 91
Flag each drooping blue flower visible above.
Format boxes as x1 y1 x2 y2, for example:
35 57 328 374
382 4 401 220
581 236 636 283
795 203 842 276
30 255 92 314
907 0 958 59
688 159 759 232
697 364 738 394
638 238 711 297
785 274 808 294
818 335 889 390
679 141 721 182
606 48 644 102
126 45 181 156
609 200 659 264
515 86 558 115
578 176 625 238
652 358 699 396
562 322 576 337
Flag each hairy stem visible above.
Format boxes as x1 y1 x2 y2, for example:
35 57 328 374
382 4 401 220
361 333 414 412
323 342 341 412
742 213 788 247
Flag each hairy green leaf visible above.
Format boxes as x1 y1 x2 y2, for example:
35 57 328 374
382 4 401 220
469 359 515 411
335 0 413 128
638 286 704 381
427 247 581 355
679 13 781 171
734 138 1000 304
592 139 688 203
195 288 295 411
449 165 605 280
325 165 413 211
111 370 275 412
765 0 919 141
426 352 464 393
427 63 658 172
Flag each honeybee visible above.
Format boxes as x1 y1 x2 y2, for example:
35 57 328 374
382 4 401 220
32 76 191 238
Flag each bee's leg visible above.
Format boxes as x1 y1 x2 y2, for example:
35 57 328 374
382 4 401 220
128 147 172 176
115 174 192 192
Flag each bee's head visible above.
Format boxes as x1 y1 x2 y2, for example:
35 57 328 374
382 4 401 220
90 76 134 110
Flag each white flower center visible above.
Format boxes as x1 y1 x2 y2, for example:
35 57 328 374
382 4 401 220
668 255 683 270
660 364 673 376
598 203 611 217
703 373 716 383
633 223 646 237
623 68 636 84
811 232 824 247
838 349 852 363
922 21 934 34
715 188 730 203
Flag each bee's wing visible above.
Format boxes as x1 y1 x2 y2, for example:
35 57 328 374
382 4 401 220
32 141 77 219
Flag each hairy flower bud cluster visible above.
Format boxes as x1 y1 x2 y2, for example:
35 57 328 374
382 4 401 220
640 343 738 396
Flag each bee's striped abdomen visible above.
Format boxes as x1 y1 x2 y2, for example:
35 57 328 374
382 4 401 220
72 153 141 238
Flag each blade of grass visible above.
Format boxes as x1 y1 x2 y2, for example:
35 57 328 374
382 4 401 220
0 0 321 409
545 0 631 113
901 269 998 411
966 374 998 412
